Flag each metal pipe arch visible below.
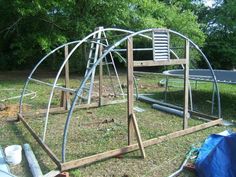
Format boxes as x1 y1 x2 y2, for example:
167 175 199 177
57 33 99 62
41 28 152 142
61 28 184 161
19 40 81 114
61 28 157 162
18 27 220 161
169 30 221 117
61 28 221 162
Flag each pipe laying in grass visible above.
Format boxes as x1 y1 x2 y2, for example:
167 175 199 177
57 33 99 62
23 144 43 177
152 104 190 118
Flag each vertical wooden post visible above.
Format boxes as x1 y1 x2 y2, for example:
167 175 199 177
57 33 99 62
127 37 146 158
183 40 189 129
64 45 70 110
99 45 103 106
127 37 135 145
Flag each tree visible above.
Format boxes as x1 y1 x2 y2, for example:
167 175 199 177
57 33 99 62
0 0 205 70
201 0 236 69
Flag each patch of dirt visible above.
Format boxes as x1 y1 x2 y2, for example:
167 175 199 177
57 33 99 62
0 104 30 119
78 118 115 128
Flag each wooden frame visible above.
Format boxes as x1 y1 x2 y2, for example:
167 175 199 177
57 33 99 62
18 35 223 172
18 112 222 171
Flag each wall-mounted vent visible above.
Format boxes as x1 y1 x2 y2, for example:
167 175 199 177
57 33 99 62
152 29 170 61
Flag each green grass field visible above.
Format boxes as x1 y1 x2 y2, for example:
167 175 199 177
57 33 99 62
0 71 236 177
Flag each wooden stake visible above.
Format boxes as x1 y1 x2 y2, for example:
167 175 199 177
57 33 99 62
99 45 103 106
60 91 66 108
64 45 70 110
127 37 135 145
183 40 190 129
131 114 146 158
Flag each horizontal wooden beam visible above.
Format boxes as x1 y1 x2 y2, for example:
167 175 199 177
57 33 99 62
189 110 220 120
142 118 222 147
17 113 61 168
134 59 186 67
60 118 222 171
23 99 127 118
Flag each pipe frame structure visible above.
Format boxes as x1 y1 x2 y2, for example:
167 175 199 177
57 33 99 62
18 27 222 171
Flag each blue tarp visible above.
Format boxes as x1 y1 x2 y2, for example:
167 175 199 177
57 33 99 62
0 146 12 177
195 131 236 177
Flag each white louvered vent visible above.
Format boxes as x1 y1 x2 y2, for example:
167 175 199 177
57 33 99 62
152 29 170 61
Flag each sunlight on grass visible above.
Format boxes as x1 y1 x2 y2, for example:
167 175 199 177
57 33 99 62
0 73 236 177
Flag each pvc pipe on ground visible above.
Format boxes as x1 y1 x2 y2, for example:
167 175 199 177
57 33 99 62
138 95 190 118
138 95 182 110
23 144 43 177
152 104 189 117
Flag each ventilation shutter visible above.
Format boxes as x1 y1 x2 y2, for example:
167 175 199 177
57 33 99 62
152 29 170 61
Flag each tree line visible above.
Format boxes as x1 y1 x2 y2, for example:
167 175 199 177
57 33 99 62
0 0 235 71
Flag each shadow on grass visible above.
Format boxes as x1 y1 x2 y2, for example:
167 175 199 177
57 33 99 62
146 88 236 120
8 121 54 174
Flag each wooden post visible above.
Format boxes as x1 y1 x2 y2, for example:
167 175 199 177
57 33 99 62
183 40 190 129
60 91 66 108
127 37 146 158
64 45 70 110
127 37 135 145
99 45 103 106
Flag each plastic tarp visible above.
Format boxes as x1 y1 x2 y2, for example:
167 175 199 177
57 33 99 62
195 130 236 177
0 146 12 177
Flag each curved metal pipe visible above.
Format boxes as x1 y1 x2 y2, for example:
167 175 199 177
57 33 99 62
19 27 150 114
19 40 81 114
42 28 155 142
169 30 221 117
62 28 157 162
61 28 220 162
18 27 219 161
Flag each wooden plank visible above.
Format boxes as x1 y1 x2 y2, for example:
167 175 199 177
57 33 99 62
61 143 139 171
143 119 222 147
64 45 70 110
190 110 219 120
60 119 222 171
99 45 103 106
133 59 186 67
23 99 127 118
60 91 66 108
183 40 189 129
131 114 146 158
127 37 135 145
17 113 61 168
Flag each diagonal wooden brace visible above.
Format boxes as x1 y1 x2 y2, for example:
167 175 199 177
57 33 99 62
131 113 146 158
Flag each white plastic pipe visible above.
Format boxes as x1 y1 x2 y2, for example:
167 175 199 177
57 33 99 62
23 144 43 177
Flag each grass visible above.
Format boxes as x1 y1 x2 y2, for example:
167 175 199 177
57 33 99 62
0 71 236 177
